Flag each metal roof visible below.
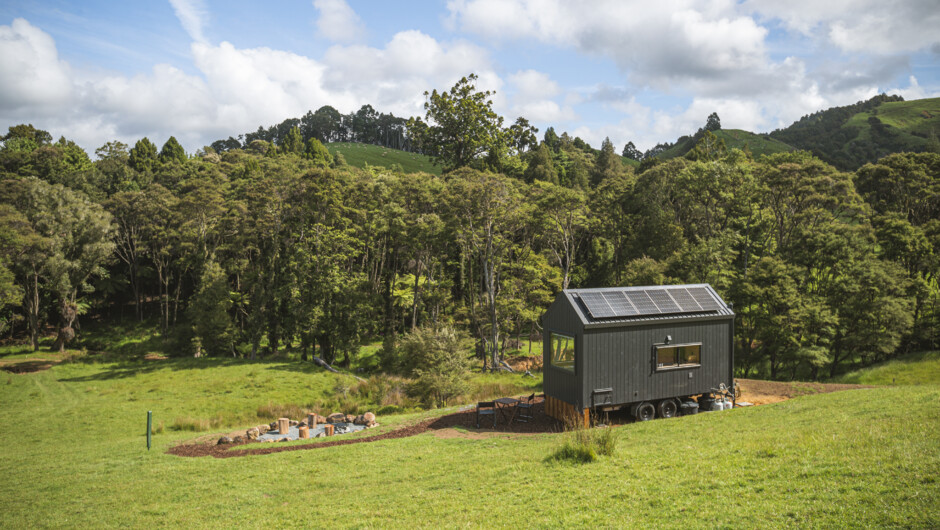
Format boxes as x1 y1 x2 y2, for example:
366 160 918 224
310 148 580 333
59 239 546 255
562 284 734 328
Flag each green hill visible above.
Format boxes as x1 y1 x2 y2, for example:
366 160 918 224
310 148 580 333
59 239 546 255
769 95 940 170
328 142 441 175
657 128 794 160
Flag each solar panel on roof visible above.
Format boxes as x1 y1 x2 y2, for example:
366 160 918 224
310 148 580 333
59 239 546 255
603 291 638 316
579 292 616 318
667 287 703 312
687 287 722 311
647 289 680 313
625 291 660 315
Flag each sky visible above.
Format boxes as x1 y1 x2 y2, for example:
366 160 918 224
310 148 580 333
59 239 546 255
1 0 939 156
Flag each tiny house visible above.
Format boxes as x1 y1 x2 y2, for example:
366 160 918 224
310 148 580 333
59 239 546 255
541 284 734 423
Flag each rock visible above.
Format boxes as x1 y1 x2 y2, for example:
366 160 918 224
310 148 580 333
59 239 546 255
363 412 376 423
216 436 233 445
289 420 299 427
279 437 290 442
368 423 379 429
298 420 307 427
327 412 345 424
317 414 327 424
269 421 278 431
246 428 260 440
344 414 356 424
263 438 277 443
315 432 326 438
257 424 269 433
353 415 365 425
233 435 245 443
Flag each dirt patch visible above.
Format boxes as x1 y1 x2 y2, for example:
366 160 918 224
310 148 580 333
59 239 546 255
0 360 57 374
168 398 562 458
167 380 872 458
143 353 168 361
736 378 870 405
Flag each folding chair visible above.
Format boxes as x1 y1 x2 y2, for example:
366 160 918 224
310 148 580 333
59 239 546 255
476 401 497 428
515 394 536 423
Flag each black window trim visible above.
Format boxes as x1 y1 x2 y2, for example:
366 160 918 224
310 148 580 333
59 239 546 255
653 342 702 371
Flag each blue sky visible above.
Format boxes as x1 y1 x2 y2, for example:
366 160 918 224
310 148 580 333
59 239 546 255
1 0 938 155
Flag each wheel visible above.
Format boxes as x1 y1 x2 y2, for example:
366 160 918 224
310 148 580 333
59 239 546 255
632 402 655 421
657 398 678 418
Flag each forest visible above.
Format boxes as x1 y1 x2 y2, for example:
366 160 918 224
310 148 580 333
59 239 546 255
1 75 938 383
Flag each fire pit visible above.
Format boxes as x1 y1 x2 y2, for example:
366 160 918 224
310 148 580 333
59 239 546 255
257 422 366 441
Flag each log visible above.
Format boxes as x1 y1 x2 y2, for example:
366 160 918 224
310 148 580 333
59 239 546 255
298 426 309 439
324 424 334 436
278 417 290 435
307 413 318 428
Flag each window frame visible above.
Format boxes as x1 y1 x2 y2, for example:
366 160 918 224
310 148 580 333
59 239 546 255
653 342 702 371
549 331 576 374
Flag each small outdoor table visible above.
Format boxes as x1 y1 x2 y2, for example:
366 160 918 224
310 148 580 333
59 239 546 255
494 397 521 425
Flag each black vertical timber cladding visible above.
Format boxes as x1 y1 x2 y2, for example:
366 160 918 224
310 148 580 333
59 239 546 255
580 318 734 407
542 293 584 408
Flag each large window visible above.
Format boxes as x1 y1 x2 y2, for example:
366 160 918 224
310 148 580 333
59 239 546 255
550 333 575 372
655 343 701 370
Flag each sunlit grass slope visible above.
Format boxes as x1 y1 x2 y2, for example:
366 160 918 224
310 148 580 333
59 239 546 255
0 356 937 527
834 350 940 386
327 142 441 175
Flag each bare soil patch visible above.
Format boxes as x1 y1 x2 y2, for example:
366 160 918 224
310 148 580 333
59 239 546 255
736 378 870 405
168 380 871 458
0 360 58 373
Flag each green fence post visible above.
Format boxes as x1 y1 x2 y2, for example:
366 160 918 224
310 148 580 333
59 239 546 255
147 411 152 450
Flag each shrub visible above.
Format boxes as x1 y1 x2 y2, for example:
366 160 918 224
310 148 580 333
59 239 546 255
400 326 473 407
547 413 617 463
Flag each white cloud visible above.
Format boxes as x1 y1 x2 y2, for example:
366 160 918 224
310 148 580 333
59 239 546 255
743 0 940 54
448 0 771 96
169 0 208 44
313 0 366 44
0 18 72 112
506 70 575 123
0 18 498 153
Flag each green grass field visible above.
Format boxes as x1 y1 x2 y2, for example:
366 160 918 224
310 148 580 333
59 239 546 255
845 97 940 140
1 344 938 527
715 129 793 155
328 142 441 175
833 350 940 386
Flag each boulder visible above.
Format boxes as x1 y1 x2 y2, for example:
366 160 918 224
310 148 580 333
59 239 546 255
216 436 233 445
257 424 270 433
269 421 278 431
317 414 327 424
289 420 299 427
315 432 327 438
363 412 376 423
233 435 245 443
327 412 345 424
279 437 290 442
246 428 260 440
344 414 356 424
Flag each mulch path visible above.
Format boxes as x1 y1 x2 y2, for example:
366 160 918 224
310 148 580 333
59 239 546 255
168 379 873 459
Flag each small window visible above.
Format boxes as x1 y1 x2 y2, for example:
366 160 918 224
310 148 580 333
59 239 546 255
655 343 701 370
550 332 575 372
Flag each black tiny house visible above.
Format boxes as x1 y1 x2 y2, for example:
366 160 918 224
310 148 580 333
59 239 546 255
542 284 734 423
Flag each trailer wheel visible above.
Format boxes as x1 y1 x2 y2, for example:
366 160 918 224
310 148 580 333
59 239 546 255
657 398 678 418
633 402 655 421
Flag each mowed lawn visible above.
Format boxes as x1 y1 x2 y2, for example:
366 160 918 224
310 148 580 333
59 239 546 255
0 356 938 527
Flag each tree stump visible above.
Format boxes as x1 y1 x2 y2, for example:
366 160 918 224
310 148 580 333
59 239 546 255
298 426 309 439
324 424 334 436
278 417 290 434
307 413 317 428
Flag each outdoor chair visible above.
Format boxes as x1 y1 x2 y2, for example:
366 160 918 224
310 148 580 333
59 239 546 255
515 394 536 422
476 401 497 428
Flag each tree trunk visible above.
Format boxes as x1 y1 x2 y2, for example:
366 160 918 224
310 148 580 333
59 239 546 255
27 271 40 351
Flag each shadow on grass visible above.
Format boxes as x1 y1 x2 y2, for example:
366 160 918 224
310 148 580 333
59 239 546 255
56 356 347 382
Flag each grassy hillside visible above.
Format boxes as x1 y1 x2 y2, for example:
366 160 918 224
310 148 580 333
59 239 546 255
328 142 441 175
716 129 793 155
833 350 940 386
845 97 940 139
656 129 794 161
0 352 937 526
